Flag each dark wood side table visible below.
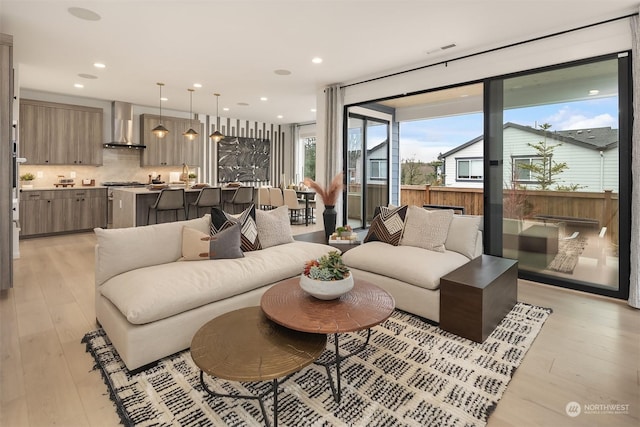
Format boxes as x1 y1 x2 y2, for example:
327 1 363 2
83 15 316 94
191 306 326 427
260 277 395 403
439 255 518 343
294 230 362 253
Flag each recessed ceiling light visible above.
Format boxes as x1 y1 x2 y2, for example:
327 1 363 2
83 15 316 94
74 83 84 89
274 69 291 76
312 57 323 64
277 115 283 119
237 102 249 106
93 62 106 69
161 97 168 102
68 7 101 21
310 108 316 113
260 97 268 101
193 83 202 88
223 107 230 111
78 73 97 79
589 89 600 95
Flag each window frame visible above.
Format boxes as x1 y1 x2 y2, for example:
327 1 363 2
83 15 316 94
455 157 484 181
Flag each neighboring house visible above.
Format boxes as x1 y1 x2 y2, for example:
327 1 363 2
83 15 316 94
438 122 619 192
348 139 389 184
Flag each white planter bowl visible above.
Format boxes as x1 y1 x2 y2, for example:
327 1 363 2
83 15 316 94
299 273 354 300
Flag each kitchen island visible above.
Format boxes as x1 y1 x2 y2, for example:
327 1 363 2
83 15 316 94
111 186 244 228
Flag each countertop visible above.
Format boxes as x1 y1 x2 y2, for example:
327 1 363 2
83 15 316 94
20 186 108 191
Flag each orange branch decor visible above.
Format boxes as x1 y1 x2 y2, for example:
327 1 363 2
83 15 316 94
304 172 343 206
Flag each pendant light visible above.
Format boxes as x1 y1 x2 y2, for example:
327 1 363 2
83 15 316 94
183 88 198 140
152 82 169 138
209 93 224 142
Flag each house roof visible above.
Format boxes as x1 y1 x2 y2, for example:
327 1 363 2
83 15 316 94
438 122 619 159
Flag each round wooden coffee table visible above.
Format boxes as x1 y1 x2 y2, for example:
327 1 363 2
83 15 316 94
191 306 326 427
260 277 395 403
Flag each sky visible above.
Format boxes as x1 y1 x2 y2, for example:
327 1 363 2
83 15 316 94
399 96 618 163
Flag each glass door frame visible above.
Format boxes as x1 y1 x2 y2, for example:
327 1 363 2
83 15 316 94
484 52 632 300
344 109 391 229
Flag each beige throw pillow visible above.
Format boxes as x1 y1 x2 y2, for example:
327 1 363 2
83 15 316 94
400 206 454 253
255 205 295 248
445 215 482 259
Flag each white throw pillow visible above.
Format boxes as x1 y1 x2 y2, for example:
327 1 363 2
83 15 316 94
255 206 295 248
445 215 482 259
400 206 454 253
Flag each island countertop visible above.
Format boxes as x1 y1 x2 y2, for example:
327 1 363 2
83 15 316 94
111 186 244 228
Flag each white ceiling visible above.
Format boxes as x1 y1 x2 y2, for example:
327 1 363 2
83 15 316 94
1 1 638 124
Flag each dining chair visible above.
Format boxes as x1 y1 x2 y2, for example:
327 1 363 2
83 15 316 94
258 187 271 210
225 186 254 213
268 187 284 209
188 187 222 219
283 188 305 224
147 188 186 225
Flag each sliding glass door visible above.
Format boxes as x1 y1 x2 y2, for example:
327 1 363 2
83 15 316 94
346 110 390 229
496 55 630 297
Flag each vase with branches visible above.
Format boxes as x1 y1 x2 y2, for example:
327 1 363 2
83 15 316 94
304 172 343 241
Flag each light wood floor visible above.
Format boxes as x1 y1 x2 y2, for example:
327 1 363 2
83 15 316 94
2 227 639 427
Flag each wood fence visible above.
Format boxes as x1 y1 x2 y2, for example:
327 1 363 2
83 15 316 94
399 185 619 242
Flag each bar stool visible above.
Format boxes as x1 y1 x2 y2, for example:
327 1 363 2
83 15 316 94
147 188 186 225
188 187 222 219
224 186 254 213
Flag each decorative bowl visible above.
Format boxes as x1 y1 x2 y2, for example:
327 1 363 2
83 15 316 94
299 273 354 300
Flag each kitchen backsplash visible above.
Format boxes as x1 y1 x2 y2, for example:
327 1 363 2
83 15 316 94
19 149 200 187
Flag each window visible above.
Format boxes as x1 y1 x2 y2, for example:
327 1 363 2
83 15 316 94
513 157 543 182
456 158 483 180
369 159 387 180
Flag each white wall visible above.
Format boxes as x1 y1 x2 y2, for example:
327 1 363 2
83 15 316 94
341 19 631 106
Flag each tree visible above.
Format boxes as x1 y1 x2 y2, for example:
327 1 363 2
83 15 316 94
303 137 316 180
401 155 426 185
517 123 571 191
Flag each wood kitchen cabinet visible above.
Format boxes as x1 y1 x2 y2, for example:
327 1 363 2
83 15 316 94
19 188 107 237
140 113 202 167
20 99 103 165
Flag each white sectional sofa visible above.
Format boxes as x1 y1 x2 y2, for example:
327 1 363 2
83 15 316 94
94 211 336 371
342 206 483 323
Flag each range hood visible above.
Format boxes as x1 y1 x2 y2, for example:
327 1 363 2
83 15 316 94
103 101 146 149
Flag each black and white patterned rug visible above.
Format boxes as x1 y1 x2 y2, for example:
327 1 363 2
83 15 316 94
83 303 551 427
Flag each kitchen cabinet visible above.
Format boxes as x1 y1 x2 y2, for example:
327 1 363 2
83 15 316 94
19 99 103 165
19 188 107 237
140 114 202 167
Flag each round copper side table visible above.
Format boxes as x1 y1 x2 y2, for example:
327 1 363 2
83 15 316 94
191 306 326 427
260 277 395 403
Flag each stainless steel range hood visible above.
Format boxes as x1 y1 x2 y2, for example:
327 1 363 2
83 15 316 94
103 101 146 149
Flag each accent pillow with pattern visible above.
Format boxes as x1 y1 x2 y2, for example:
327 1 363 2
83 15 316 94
210 205 261 251
364 205 408 246
181 224 244 260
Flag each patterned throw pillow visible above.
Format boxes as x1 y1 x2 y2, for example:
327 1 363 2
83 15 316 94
211 205 261 251
400 206 454 253
364 205 408 246
181 224 244 260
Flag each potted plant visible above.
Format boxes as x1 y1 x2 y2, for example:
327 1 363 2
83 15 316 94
188 172 197 186
300 251 353 300
20 172 35 189
304 172 343 241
